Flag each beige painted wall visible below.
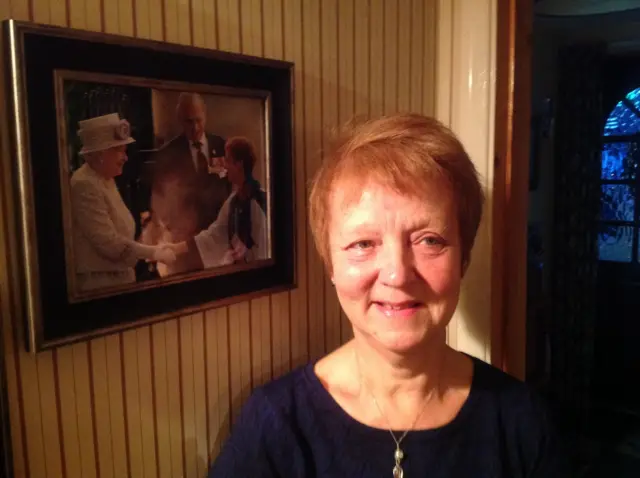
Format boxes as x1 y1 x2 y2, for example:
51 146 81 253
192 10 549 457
0 1 437 477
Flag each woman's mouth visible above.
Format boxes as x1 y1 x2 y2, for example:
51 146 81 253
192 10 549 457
373 301 423 318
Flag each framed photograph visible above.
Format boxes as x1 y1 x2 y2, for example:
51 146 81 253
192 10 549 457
3 20 295 351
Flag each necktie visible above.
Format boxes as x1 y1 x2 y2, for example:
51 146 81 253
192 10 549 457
193 141 208 174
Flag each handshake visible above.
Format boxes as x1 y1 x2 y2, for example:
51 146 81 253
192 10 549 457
152 244 177 265
131 235 250 268
130 240 178 265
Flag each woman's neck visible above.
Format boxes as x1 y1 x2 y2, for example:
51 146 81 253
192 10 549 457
87 161 111 181
351 332 449 404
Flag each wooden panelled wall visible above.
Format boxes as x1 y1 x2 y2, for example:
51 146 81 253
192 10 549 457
0 0 436 476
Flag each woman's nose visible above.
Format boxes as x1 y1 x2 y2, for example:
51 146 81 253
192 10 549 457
378 243 414 286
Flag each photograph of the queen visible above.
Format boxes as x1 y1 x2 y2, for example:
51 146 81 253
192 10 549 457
68 113 176 295
57 72 272 301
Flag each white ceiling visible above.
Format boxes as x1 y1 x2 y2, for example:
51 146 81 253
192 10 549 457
535 0 640 16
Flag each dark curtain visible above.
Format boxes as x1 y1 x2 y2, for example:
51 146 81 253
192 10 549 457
549 44 605 430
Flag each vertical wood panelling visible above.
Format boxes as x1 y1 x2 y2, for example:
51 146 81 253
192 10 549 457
283 0 309 368
214 309 230 449
423 0 437 116
174 0 189 44
383 0 398 114
135 0 151 39
36 352 63 477
338 0 355 123
0 1 439 476
136 327 158 477
147 0 163 41
410 0 425 113
354 0 369 118
302 0 324 361
228 303 251 422
369 0 384 117
321 0 341 354
123 330 144 478
105 334 128 477
103 0 120 33
8 1 29 21
179 317 197 478
118 0 134 36
56 346 83 477
32 0 50 23
19 352 45 477
85 0 101 31
151 323 172 478
162 0 177 42
72 343 98 478
250 296 271 387
90 338 115 478
68 0 87 29
190 315 208 477
49 0 67 26
397 0 412 112
163 319 183 478
190 0 205 47
270 292 290 377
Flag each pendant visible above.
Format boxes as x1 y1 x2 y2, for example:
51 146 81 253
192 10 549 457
393 448 404 478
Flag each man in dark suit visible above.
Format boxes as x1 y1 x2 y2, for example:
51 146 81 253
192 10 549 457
150 92 232 273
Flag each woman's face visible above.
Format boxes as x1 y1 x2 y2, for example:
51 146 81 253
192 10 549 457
223 152 245 186
96 145 128 178
329 180 463 354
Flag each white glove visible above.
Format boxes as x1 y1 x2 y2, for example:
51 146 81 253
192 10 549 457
230 235 248 262
128 240 157 260
128 240 176 264
153 245 177 265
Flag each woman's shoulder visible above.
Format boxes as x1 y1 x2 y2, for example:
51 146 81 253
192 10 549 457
468 356 539 403
70 165 103 193
240 362 319 419
465 355 556 440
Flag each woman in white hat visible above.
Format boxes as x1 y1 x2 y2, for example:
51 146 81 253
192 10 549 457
70 113 175 293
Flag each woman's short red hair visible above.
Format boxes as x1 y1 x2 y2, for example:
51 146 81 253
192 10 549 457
308 113 484 273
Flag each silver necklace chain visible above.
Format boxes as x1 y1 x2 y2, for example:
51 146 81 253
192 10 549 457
354 351 435 478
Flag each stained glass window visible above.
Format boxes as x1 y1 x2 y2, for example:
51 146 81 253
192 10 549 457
601 142 638 180
604 102 640 136
600 185 635 221
599 87 640 263
599 225 633 262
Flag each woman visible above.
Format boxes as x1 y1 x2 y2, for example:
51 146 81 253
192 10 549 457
170 136 268 267
70 113 175 293
208 114 563 477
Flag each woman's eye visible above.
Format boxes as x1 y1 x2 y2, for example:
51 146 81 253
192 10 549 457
421 236 443 247
352 240 374 250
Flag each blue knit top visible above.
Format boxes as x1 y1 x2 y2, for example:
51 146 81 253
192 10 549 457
209 356 564 477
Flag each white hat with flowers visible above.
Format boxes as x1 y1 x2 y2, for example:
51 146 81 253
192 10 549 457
77 113 136 155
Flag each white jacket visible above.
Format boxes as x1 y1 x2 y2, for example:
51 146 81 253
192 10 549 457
70 164 138 275
193 191 267 268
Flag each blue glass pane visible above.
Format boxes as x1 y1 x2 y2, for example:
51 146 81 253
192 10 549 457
626 87 640 106
600 184 635 221
601 142 639 180
599 225 633 262
604 102 640 136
